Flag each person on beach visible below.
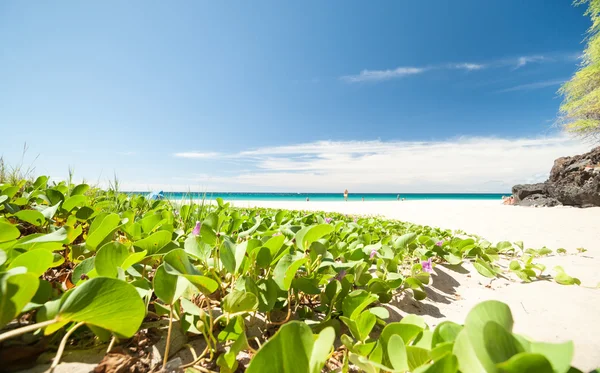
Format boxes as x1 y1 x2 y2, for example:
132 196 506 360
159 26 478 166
362 197 365 202
344 189 349 201
397 194 400 201
306 197 310 202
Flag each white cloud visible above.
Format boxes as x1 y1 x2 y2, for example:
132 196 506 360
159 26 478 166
139 136 591 193
497 79 566 93
451 63 485 71
514 55 545 69
341 67 427 82
173 151 220 159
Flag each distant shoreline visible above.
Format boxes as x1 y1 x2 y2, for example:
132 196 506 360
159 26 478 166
133 191 508 201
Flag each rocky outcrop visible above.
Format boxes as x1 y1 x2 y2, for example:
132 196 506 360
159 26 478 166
512 146 600 207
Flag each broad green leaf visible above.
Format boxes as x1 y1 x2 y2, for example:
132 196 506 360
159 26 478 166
381 322 424 348
15 210 45 226
62 195 86 212
72 257 96 284
154 263 192 304
0 249 6 266
342 290 378 320
58 277 145 338
295 224 334 251
0 221 20 243
457 300 514 373
8 249 54 276
0 272 40 328
246 321 313 373
484 321 524 364
220 239 246 274
529 341 573 373
95 241 130 278
497 353 554 373
133 230 172 255
222 290 259 314
393 233 417 250
86 213 120 251
473 258 496 278
414 353 458 373
388 334 409 371
273 254 307 291
309 327 335 373
70 184 90 196
41 202 62 220
432 321 463 347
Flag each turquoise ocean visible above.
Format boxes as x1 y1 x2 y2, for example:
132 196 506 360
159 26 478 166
152 192 506 202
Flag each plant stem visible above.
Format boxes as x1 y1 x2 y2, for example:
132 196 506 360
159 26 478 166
0 319 58 343
163 304 174 370
50 322 85 372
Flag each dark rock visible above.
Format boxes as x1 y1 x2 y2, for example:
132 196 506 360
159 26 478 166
518 193 562 207
512 146 600 208
512 183 548 203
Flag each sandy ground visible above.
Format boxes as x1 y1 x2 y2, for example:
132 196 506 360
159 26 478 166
230 200 600 371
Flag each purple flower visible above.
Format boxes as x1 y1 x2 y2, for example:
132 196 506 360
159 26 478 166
370 248 377 259
421 258 433 273
334 270 347 281
192 221 201 236
325 217 332 224
273 232 282 237
435 240 444 247
353 218 358 223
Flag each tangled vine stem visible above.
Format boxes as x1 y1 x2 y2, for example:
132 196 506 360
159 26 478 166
163 304 174 370
50 322 85 372
0 319 58 343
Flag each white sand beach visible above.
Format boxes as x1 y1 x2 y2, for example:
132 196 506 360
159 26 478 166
229 200 600 371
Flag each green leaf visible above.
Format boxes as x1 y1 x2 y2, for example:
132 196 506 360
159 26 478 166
455 300 514 373
8 249 54 276
0 272 40 328
221 239 246 274
553 267 581 286
414 353 458 373
246 321 314 373
381 322 424 348
41 202 62 220
95 241 130 278
72 257 96 285
497 353 554 373
473 258 497 278
15 210 45 226
529 341 574 373
388 334 409 371
133 230 172 255
86 213 120 251
393 233 417 250
273 254 307 291
58 277 145 338
163 249 218 295
70 184 90 196
309 327 335 373
0 249 6 266
432 321 463 347
407 346 431 371
295 224 334 251
222 290 259 314
0 221 20 243
342 290 378 320
153 264 187 304
484 321 524 364
62 195 87 212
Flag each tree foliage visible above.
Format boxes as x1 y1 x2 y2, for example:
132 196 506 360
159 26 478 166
559 0 600 140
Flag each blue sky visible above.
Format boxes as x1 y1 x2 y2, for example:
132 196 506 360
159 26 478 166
0 0 594 192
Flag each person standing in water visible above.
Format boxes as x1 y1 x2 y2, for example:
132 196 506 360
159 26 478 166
344 189 349 201
397 194 400 201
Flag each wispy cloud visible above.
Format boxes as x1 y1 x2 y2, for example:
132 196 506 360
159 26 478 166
513 55 545 69
147 136 590 193
450 63 485 71
496 78 566 93
117 151 137 156
342 52 578 83
341 67 426 83
173 151 220 159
